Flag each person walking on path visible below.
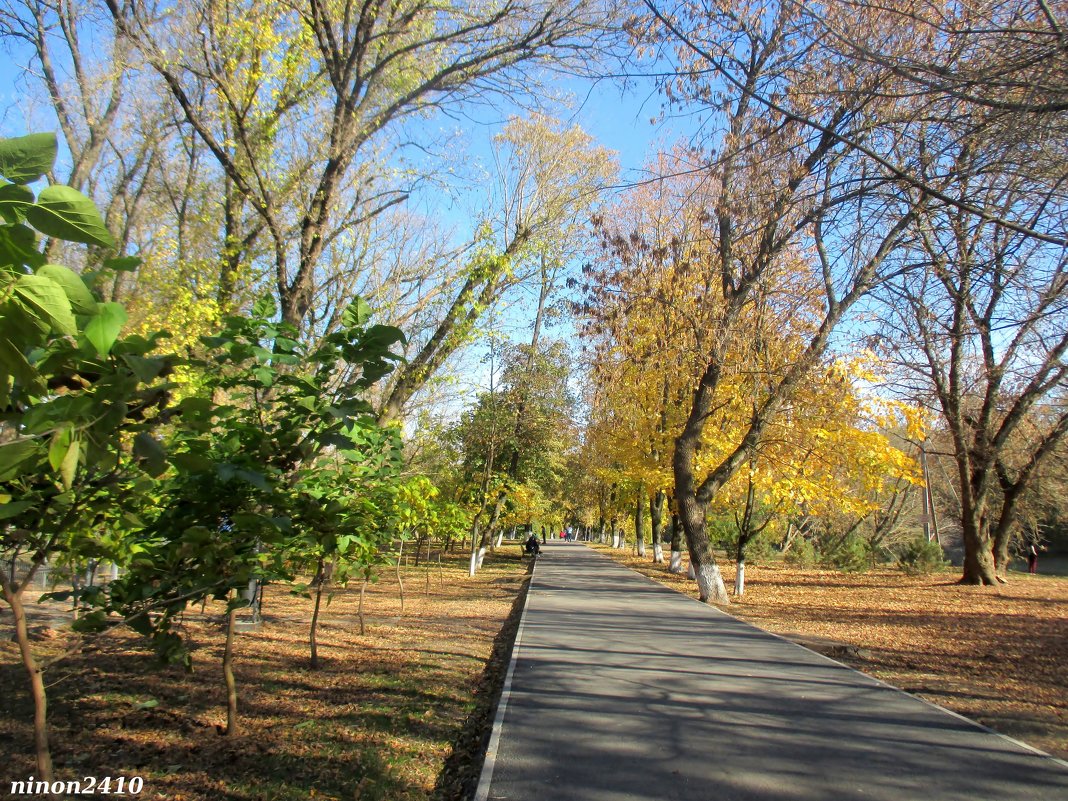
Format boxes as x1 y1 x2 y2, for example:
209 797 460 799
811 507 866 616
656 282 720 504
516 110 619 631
1028 543 1039 574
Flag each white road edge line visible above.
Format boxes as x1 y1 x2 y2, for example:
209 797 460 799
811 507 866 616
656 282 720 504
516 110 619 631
580 543 1068 772
473 551 538 801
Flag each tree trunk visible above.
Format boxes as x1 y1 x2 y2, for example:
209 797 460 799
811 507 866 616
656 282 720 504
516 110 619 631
358 577 368 636
468 520 480 576
650 490 666 564
634 489 646 557
669 512 684 573
396 539 406 613
735 536 746 597
3 582 54 782
224 603 240 736
960 514 999 585
475 523 494 571
678 494 730 604
309 557 325 670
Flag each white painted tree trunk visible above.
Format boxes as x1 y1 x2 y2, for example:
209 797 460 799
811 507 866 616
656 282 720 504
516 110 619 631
636 537 646 557
468 547 480 577
694 559 730 604
612 529 620 548
653 542 663 563
734 559 745 597
494 531 504 549
669 550 683 573
476 546 488 570
688 561 696 579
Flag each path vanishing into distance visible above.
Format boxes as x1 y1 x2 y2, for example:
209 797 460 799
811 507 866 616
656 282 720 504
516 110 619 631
475 542 1068 801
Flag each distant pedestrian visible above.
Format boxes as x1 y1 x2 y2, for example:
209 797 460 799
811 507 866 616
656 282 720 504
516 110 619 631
1027 543 1038 574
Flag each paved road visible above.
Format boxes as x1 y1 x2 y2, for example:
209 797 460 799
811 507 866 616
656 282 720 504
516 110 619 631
478 542 1068 801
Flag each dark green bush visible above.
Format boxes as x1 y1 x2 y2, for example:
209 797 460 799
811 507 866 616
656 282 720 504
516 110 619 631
820 532 870 573
897 535 948 575
784 536 817 567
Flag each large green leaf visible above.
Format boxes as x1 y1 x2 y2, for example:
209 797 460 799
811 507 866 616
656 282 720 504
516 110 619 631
24 184 114 247
133 432 167 477
342 297 373 327
0 183 35 224
103 255 141 272
0 438 41 481
0 133 57 185
0 223 43 269
13 273 76 335
37 264 97 314
251 295 276 319
83 302 127 355
0 500 34 520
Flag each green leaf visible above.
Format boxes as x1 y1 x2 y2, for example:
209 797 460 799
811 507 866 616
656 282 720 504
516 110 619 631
252 296 276 319
135 698 160 710
13 273 76 335
0 500 34 519
24 184 115 247
0 223 43 269
0 133 57 185
235 468 271 491
171 452 214 473
37 264 97 314
83 302 127 355
103 255 140 272
48 426 73 472
122 354 165 382
0 183 35 224
133 432 167 477
342 297 373 327
59 436 79 489
0 335 40 399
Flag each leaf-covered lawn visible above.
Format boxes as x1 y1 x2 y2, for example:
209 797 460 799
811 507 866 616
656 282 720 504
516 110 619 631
0 551 530 800
592 545 1068 760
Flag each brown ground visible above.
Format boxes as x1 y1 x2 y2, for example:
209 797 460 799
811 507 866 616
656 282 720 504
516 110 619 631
591 544 1068 761
0 551 531 801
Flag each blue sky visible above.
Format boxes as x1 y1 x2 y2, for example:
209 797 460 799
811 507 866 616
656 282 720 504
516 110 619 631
0 27 696 417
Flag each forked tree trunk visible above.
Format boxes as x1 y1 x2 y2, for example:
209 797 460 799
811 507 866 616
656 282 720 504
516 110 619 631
224 603 240 736
3 581 54 782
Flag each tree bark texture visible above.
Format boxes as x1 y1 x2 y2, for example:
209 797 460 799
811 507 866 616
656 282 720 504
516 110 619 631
224 604 240 736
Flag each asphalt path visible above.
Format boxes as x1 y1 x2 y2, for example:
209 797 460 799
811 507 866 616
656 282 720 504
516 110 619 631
477 541 1068 801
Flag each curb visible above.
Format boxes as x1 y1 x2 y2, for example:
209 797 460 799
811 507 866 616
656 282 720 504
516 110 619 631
472 553 537 801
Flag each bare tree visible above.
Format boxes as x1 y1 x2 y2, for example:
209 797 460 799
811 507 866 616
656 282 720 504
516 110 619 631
103 0 623 329
878 143 1068 584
